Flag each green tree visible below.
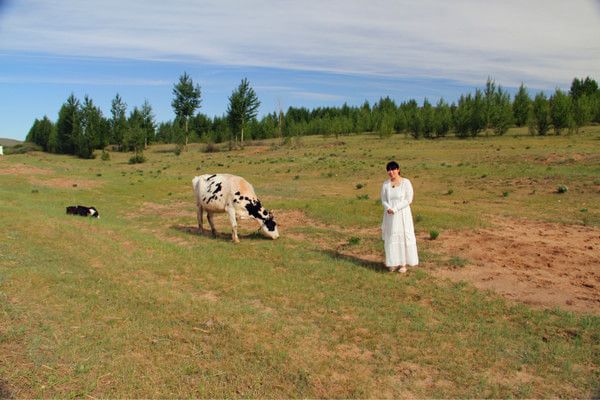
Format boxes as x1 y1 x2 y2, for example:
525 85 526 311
550 88 573 135
530 92 551 135
55 94 81 155
483 77 497 131
572 95 592 132
110 93 128 150
434 98 452 138
140 99 156 148
226 78 261 147
421 98 435 138
77 96 105 158
569 76 598 100
171 72 201 147
512 83 531 127
491 86 513 135
26 116 54 151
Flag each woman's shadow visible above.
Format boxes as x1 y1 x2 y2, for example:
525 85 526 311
319 249 388 273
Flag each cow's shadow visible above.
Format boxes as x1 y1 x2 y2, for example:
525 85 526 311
319 249 388 273
171 224 268 242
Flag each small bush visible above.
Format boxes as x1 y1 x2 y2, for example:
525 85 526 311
355 183 365 189
101 150 110 161
556 185 568 194
348 237 360 245
415 214 423 223
446 189 454 195
502 191 509 197
429 230 439 240
129 154 146 164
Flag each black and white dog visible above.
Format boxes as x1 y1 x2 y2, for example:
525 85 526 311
66 205 100 218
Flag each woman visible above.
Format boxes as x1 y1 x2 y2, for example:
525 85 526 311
380 161 418 273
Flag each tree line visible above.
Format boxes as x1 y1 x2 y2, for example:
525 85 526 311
26 75 600 159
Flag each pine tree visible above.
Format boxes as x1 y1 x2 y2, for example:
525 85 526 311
226 78 260 147
512 83 530 127
172 72 201 147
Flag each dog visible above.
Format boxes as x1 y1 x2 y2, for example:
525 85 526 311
66 205 100 218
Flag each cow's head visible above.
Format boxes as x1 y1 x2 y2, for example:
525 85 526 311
244 198 279 240
260 210 279 240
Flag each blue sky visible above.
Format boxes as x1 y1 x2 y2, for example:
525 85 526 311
1 0 599 141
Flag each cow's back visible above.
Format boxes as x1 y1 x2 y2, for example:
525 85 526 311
193 174 257 214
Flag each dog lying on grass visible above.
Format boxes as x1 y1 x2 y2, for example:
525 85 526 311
66 205 100 218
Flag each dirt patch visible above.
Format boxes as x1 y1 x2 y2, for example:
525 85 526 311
430 216 600 315
0 163 53 176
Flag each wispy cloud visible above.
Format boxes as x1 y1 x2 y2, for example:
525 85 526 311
1 0 599 88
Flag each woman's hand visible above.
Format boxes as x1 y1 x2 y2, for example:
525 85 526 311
387 209 394 214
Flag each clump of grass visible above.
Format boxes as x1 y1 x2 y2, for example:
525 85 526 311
449 256 468 267
446 189 454 195
293 175 300 180
101 149 110 161
356 194 369 200
415 214 423 223
355 183 365 189
502 191 510 197
556 185 568 194
429 230 439 240
348 236 360 245
31 189 39 194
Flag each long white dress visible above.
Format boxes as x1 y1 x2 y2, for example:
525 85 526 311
381 178 418 267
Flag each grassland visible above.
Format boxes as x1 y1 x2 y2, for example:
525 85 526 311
1 127 599 398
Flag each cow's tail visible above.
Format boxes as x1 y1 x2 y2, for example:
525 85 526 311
192 176 203 206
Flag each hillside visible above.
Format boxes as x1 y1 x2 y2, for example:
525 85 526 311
0 138 22 147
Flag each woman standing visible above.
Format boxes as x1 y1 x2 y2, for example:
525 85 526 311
381 161 418 273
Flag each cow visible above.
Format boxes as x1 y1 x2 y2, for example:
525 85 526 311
192 174 279 242
66 205 100 218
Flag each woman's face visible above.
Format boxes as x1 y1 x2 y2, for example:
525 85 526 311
387 168 399 179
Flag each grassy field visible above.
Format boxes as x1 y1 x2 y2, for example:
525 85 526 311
1 127 599 398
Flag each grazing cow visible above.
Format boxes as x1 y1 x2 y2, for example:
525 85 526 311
66 205 100 218
192 174 279 242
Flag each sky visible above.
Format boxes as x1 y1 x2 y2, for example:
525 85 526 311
1 0 599 141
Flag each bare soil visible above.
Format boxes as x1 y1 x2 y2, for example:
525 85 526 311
429 216 600 315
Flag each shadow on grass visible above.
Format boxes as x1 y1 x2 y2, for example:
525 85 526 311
319 249 388 273
171 224 269 242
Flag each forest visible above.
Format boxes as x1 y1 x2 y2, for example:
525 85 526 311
24 75 600 160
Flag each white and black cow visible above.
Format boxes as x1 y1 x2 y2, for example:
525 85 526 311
66 205 100 218
192 174 279 242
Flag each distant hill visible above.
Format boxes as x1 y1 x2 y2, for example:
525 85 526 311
0 138 23 147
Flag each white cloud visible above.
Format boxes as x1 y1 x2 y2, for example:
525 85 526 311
1 0 599 88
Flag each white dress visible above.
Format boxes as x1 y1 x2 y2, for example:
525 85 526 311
381 178 418 267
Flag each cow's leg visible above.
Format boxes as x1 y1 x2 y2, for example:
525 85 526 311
197 206 204 233
225 206 239 243
206 212 217 238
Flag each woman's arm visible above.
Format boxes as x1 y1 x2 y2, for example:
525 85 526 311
393 179 414 212
381 183 393 211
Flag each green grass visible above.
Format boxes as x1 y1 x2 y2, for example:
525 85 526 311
1 127 600 397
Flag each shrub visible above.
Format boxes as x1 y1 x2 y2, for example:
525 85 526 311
557 185 568 194
348 236 360 245
355 183 365 189
429 230 439 240
101 149 110 161
129 154 146 164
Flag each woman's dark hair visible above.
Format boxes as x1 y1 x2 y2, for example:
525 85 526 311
386 161 400 171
